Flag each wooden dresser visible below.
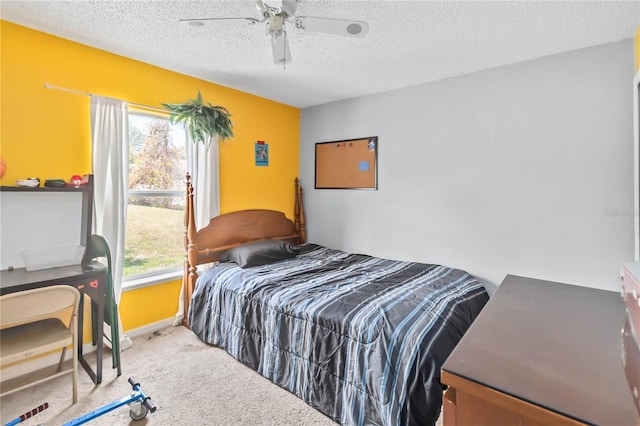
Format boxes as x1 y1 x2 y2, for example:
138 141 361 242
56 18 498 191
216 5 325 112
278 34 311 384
441 275 639 426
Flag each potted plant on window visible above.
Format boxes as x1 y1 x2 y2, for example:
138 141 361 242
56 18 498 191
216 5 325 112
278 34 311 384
161 91 234 147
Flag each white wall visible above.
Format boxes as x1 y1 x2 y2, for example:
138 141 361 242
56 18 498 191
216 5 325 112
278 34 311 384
1 191 83 270
300 39 635 294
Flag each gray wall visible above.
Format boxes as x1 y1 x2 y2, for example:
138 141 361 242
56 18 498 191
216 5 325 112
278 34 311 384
300 39 635 294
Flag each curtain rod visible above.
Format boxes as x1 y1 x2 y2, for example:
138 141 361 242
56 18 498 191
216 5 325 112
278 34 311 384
43 83 168 115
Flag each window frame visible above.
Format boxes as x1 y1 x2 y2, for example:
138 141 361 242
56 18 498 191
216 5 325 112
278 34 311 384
122 110 187 288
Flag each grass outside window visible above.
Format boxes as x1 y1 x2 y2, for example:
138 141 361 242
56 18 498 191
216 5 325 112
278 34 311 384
124 204 183 277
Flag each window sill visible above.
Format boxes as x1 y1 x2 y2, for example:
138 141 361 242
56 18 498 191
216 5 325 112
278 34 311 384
122 268 182 292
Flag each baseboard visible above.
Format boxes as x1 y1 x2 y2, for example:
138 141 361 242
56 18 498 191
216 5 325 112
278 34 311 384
125 317 177 339
0 317 177 382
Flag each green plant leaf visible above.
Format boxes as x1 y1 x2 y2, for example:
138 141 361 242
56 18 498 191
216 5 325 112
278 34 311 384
161 91 234 147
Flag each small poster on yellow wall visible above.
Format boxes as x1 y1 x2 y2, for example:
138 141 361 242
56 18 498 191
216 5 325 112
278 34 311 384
255 141 269 167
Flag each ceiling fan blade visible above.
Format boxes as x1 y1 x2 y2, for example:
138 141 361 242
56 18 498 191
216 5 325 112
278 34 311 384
271 32 291 65
180 17 261 27
294 16 368 37
263 0 283 10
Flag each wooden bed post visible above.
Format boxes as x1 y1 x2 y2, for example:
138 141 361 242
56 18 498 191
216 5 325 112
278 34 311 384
294 178 306 244
183 174 198 327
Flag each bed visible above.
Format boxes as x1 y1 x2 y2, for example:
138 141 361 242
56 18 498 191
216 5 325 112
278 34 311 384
182 176 489 426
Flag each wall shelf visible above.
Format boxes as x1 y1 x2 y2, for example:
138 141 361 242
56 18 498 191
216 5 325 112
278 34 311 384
1 184 90 193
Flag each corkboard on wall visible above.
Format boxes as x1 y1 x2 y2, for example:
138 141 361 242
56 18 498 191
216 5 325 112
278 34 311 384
315 137 378 189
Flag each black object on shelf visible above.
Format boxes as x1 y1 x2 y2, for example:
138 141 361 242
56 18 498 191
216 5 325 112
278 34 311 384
44 179 66 187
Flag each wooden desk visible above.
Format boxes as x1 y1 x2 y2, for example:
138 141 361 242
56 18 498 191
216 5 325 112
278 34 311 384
1 262 107 384
441 275 639 426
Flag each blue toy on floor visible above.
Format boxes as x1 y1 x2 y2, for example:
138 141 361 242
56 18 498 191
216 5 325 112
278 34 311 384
63 377 155 425
3 377 155 426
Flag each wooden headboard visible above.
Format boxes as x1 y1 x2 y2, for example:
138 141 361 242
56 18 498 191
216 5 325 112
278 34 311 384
182 175 306 326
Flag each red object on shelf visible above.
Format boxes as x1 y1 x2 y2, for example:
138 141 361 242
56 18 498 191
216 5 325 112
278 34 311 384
70 174 83 188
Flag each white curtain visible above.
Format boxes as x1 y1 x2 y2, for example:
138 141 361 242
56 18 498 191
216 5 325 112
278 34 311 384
90 95 132 349
187 133 220 231
174 133 220 325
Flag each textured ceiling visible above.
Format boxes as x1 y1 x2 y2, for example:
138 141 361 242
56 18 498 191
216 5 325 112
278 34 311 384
1 1 639 108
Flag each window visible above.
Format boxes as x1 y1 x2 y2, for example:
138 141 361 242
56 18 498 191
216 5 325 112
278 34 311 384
124 112 187 280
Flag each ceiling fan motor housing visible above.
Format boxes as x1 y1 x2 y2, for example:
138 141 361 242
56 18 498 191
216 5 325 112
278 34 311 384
267 15 286 35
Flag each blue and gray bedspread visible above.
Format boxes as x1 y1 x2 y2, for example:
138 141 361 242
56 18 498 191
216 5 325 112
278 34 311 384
189 244 489 426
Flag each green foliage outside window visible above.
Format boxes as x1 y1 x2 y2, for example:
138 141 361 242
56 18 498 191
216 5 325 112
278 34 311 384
125 113 186 277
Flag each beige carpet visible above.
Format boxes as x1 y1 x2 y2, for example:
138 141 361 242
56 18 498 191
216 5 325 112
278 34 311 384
0 326 443 425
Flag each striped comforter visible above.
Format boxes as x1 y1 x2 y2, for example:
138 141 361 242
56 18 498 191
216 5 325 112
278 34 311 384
189 244 488 426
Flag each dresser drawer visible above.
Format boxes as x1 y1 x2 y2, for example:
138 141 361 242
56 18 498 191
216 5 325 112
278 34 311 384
621 263 640 342
622 316 640 416
441 371 585 426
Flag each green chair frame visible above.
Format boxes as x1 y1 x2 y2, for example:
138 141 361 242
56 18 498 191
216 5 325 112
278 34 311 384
84 234 121 376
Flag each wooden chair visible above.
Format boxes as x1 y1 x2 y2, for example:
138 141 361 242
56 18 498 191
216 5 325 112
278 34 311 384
84 234 122 376
0 285 80 403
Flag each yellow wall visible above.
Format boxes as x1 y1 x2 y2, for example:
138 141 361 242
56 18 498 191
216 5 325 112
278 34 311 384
119 280 182 331
1 21 300 332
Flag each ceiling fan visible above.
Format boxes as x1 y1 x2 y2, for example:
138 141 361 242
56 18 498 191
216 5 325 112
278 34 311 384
180 0 369 65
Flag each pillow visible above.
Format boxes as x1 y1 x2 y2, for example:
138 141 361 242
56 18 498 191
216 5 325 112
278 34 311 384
218 239 300 268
